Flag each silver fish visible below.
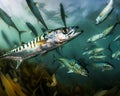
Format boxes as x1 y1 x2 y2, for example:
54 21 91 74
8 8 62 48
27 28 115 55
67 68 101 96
112 50 120 60
89 55 106 60
58 58 88 76
26 0 48 30
96 0 114 24
87 21 120 42
26 22 38 37
0 26 80 69
82 48 104 55
89 62 114 72
87 33 103 42
0 8 25 42
113 35 120 41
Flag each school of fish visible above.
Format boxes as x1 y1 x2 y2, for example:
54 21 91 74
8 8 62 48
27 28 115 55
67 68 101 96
0 0 119 77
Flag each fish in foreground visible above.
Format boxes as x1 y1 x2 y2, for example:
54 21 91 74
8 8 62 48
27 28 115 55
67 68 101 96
0 26 80 69
96 0 114 24
57 58 88 76
88 62 114 72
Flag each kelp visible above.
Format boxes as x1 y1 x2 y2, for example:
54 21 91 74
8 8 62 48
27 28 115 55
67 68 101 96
2 57 120 96
0 72 16 96
0 58 55 96
0 58 90 96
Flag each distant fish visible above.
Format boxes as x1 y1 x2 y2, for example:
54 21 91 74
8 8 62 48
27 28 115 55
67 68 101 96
57 58 88 76
89 55 106 60
96 0 114 24
113 35 120 41
1 30 12 48
0 8 25 42
87 33 103 42
88 62 114 72
82 48 104 55
112 50 120 60
26 22 38 37
26 0 48 30
60 3 67 27
87 21 120 42
102 21 120 36
0 26 80 69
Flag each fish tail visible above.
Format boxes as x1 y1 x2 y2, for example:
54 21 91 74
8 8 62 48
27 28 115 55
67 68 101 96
0 54 22 69
18 31 26 44
115 14 120 26
0 54 7 58
0 55 5 58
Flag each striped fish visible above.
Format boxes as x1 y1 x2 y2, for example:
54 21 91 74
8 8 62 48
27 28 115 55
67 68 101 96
0 26 80 69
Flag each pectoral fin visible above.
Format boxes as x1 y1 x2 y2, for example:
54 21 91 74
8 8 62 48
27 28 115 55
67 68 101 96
16 59 23 69
67 69 74 73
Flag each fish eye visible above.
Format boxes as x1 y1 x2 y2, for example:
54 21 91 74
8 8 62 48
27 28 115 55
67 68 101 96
104 65 110 69
75 26 79 29
70 62 74 66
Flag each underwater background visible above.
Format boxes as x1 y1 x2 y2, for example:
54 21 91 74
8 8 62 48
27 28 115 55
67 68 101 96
0 0 120 96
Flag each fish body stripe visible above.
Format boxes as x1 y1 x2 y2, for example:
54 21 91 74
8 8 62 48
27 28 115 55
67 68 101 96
9 36 42 53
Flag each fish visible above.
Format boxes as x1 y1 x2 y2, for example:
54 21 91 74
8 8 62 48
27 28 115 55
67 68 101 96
87 33 104 42
112 50 120 60
96 0 114 24
1 30 12 48
102 21 120 36
26 0 48 30
82 48 104 55
88 62 114 72
89 55 106 60
0 26 80 69
113 35 120 41
57 58 88 76
87 21 120 42
0 8 25 42
26 22 38 37
60 3 67 27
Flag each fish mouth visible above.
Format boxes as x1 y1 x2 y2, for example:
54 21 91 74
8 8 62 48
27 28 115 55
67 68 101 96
66 26 79 36
67 31 81 39
72 32 81 37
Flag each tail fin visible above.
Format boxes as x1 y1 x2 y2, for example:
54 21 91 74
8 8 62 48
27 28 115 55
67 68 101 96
0 54 7 58
18 31 26 42
0 53 23 69
115 14 120 26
